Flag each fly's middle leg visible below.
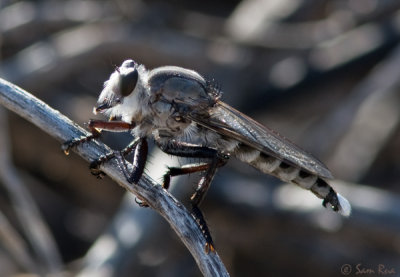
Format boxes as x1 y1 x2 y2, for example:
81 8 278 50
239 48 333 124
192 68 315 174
115 138 149 206
90 137 141 176
117 138 148 184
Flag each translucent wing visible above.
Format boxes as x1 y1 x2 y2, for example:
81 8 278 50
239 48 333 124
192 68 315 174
188 101 333 179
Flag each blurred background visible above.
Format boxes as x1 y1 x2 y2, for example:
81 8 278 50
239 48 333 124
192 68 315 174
1 0 400 276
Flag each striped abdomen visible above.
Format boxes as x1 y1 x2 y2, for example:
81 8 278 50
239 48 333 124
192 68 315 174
232 144 349 215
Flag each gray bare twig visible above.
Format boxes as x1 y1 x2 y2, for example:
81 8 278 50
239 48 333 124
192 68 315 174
0 78 229 277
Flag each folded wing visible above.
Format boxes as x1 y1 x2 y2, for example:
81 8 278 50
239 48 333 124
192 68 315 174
188 101 333 179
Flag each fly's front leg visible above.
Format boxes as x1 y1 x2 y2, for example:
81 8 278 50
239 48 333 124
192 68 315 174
61 126 100 156
157 140 229 252
62 119 135 176
62 119 135 154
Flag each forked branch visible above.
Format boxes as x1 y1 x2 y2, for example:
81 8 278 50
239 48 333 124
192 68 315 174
0 78 229 277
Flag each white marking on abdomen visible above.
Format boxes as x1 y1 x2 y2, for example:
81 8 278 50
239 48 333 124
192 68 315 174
229 143 350 216
233 145 281 173
293 173 317 189
274 165 300 181
250 153 281 173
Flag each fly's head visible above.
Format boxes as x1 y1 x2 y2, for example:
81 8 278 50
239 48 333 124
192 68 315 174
94 60 146 120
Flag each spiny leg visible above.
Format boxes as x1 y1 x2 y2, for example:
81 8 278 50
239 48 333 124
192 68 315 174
190 154 227 206
158 141 228 204
90 137 141 177
157 140 228 252
158 141 226 189
62 119 136 176
163 161 227 190
156 140 218 158
116 138 149 206
62 119 135 154
192 204 215 253
163 157 227 252
61 128 100 155
190 154 228 253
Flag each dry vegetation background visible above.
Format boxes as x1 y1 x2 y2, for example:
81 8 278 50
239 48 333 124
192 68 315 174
1 0 400 276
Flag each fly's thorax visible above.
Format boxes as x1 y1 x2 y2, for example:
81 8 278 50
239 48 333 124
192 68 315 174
151 115 192 138
151 123 195 146
147 66 218 114
141 95 191 139
151 123 226 150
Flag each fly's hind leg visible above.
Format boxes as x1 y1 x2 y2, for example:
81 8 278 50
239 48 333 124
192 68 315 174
157 141 228 190
190 153 228 253
162 161 227 190
157 140 228 252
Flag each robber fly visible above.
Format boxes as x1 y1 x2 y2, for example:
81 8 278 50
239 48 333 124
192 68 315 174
63 59 351 252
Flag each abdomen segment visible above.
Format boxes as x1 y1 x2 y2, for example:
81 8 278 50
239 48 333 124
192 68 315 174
232 144 351 216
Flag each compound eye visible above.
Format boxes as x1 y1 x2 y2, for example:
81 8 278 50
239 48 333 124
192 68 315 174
121 59 136 68
119 69 138 97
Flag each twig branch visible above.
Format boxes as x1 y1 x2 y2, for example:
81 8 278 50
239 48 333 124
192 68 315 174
0 78 229 277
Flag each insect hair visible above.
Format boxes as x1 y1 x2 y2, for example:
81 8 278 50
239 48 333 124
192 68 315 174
206 77 222 101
